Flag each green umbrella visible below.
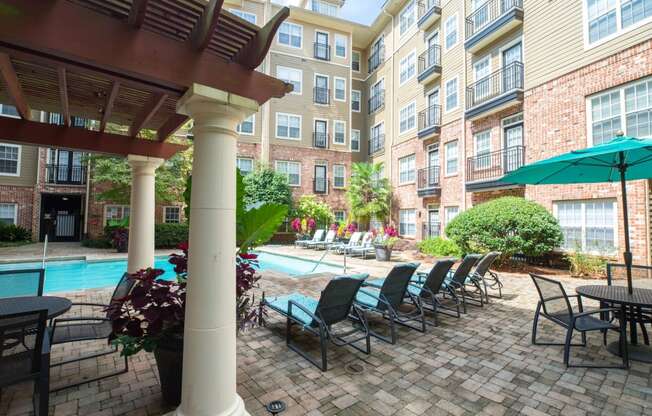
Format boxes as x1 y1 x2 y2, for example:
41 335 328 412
501 135 652 294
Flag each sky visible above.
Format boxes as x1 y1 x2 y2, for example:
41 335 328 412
271 0 384 25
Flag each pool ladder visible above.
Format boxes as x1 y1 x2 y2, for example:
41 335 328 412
310 245 348 275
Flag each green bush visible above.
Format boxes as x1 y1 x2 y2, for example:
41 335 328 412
81 238 113 249
242 167 293 208
417 237 463 257
0 223 31 242
155 223 189 248
445 197 563 262
566 251 608 278
294 195 334 228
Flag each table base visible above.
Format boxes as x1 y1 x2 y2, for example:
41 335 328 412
607 341 652 363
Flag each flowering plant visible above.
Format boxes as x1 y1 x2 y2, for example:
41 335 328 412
110 227 129 252
374 225 400 249
291 217 317 238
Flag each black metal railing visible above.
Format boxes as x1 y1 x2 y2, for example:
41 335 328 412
417 166 440 190
418 45 441 77
368 45 385 73
466 62 524 108
45 164 87 185
465 0 523 38
313 87 330 105
466 145 525 182
422 222 441 239
352 60 360 72
313 132 328 149
369 134 385 155
418 0 441 21
418 105 441 132
313 178 328 194
368 91 385 114
314 43 331 61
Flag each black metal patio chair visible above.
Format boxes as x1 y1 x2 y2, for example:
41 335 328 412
0 309 50 416
443 254 483 313
530 273 628 369
263 274 370 372
468 251 501 304
0 269 46 298
49 273 136 390
406 259 456 326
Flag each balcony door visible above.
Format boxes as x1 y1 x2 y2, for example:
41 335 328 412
48 149 84 184
473 56 491 101
427 145 439 186
426 32 439 67
471 0 489 31
426 206 440 238
503 113 524 173
315 74 329 103
315 31 329 59
314 120 327 148
426 89 439 126
314 164 327 194
502 42 522 92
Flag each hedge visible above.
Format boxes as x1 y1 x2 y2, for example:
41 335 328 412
417 237 462 257
154 223 189 248
0 224 31 242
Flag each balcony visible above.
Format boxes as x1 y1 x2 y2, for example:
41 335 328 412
417 166 441 197
368 45 385 74
465 0 524 53
368 91 385 114
417 45 441 84
465 62 524 119
465 145 525 191
313 178 328 194
313 87 330 105
418 105 441 139
313 132 329 149
417 0 441 30
422 221 441 239
314 42 331 61
369 134 385 156
45 164 87 185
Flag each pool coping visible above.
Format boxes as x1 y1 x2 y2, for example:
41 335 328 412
256 248 344 269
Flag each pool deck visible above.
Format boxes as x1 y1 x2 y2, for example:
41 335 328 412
0 242 177 264
2 244 652 415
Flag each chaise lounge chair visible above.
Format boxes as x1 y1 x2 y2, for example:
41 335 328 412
333 231 362 254
441 254 483 313
263 274 371 371
406 259 457 325
468 251 501 303
296 229 324 248
308 229 336 250
348 232 374 258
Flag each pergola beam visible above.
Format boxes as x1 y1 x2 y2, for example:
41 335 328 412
100 81 120 132
128 92 167 137
57 67 71 126
128 0 150 28
157 114 189 141
0 53 30 120
191 0 225 51
234 7 290 70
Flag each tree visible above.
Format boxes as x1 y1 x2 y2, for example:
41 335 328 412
294 195 334 227
242 166 293 208
346 162 391 226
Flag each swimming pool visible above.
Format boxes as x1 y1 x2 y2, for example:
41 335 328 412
0 251 342 296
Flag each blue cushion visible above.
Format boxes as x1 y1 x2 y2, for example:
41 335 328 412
355 288 380 308
365 279 384 288
266 294 318 326
406 284 423 297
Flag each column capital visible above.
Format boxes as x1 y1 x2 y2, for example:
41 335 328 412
127 154 164 175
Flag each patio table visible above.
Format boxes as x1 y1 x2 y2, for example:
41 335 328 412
576 285 652 363
0 296 72 319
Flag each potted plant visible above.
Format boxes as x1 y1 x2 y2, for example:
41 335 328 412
291 217 316 241
374 225 398 262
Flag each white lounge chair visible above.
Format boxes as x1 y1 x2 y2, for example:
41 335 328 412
349 232 375 258
307 230 336 249
296 229 324 248
334 231 362 254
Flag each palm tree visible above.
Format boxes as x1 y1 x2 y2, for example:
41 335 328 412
346 162 391 228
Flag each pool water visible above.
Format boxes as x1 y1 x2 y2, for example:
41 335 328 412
0 252 342 296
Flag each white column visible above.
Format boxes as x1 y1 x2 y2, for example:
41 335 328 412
127 155 163 273
173 84 257 416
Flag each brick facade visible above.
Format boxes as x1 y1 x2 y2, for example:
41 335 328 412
0 185 35 231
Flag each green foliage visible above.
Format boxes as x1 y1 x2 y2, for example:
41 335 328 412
346 163 391 225
375 236 399 249
242 166 293 208
417 237 463 257
445 197 563 262
566 251 608 278
0 224 31 242
294 195 334 227
81 238 113 249
155 223 189 249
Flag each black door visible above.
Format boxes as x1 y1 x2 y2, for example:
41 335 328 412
39 194 83 242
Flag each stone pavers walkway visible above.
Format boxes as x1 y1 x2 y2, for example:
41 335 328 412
2 245 652 415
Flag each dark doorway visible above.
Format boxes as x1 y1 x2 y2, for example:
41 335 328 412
39 194 83 242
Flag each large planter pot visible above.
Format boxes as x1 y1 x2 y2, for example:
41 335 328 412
375 245 392 262
154 335 184 406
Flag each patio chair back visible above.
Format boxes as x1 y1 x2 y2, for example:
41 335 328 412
530 274 572 317
359 232 373 247
347 232 362 246
105 273 137 318
314 275 367 326
323 230 336 243
422 259 455 295
0 269 46 298
450 254 482 285
0 309 48 387
473 252 501 278
606 263 652 289
312 229 325 242
378 263 420 310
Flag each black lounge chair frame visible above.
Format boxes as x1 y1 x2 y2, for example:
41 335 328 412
445 254 483 313
468 251 501 304
409 259 456 326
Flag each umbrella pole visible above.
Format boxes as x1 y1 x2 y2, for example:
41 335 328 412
619 152 634 294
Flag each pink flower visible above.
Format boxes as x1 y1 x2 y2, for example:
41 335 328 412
308 218 316 230
291 218 302 232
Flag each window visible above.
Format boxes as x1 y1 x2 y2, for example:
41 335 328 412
621 0 652 27
370 122 385 154
585 0 652 45
104 205 130 224
333 164 346 188
351 129 361 152
334 120 346 144
445 140 458 175
352 90 361 112
399 50 417 85
276 113 301 140
352 51 361 71
474 130 491 169
399 154 416 184
587 0 617 43
237 157 254 175
370 215 383 231
444 14 458 50
335 34 347 58
0 143 20 176
236 115 255 135
229 8 256 24
164 206 181 224
624 78 652 137
276 66 302 95
275 161 301 186
334 210 346 222
0 104 19 118
399 0 416 35
278 22 302 48
312 0 338 16
334 77 346 101
555 199 617 253
444 206 459 226
399 209 416 237
399 101 417 134
0 203 17 225
445 77 459 111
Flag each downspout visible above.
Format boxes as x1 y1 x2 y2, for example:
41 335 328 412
83 156 91 238
260 0 273 166
382 6 395 225
461 0 468 213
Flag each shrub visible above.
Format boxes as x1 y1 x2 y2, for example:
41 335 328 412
242 167 293 208
155 223 189 249
294 196 334 228
445 197 563 262
81 238 113 249
417 237 463 257
0 223 31 242
566 251 608 278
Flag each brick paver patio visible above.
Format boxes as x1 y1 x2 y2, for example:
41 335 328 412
2 246 652 416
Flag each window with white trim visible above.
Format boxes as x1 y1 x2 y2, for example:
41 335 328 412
399 101 417 134
0 143 20 176
444 14 458 50
399 51 417 85
334 210 346 222
276 113 301 140
104 205 130 224
229 8 256 24
474 130 491 169
352 51 361 71
333 164 346 188
624 78 652 137
333 120 346 144
335 34 347 58
276 66 302 94
164 206 181 224
445 140 458 175
352 90 361 112
351 129 361 152
399 209 416 237
555 199 617 253
236 115 255 135
334 77 346 101
278 22 302 48
399 0 416 35
237 157 254 175
585 0 652 45
444 206 459 226
399 154 416 184
445 77 459 111
0 203 17 225
275 161 301 186
0 104 19 118
312 0 338 16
